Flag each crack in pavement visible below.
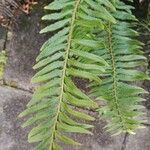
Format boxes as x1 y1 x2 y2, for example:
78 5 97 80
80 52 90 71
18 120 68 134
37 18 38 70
0 27 34 95
0 82 33 94
121 133 129 150
120 122 150 150
2 28 8 51
142 123 150 127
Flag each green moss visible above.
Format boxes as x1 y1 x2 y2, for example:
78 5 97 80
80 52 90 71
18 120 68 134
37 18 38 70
0 51 7 79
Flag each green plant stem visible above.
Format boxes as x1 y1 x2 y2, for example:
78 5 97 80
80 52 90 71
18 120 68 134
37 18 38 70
50 0 81 149
107 23 125 128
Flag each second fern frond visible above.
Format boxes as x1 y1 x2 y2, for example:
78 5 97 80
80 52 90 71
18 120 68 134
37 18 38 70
91 0 149 135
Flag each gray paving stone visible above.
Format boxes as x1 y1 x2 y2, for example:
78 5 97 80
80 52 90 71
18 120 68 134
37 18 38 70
0 85 125 150
125 127 150 150
125 110 150 150
3 1 50 91
0 86 32 150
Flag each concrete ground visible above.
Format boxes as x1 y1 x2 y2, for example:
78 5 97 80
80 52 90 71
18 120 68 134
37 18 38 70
0 2 150 150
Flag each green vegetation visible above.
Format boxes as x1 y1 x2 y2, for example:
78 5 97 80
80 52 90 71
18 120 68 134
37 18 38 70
19 0 149 149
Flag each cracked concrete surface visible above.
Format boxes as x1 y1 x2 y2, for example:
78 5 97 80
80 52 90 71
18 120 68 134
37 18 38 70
0 1 150 150
0 86 32 150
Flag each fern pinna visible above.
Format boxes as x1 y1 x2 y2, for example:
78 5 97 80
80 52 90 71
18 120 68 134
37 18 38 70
91 0 149 135
19 0 116 149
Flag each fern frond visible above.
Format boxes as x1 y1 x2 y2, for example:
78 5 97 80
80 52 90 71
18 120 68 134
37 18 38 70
91 0 149 135
19 0 116 149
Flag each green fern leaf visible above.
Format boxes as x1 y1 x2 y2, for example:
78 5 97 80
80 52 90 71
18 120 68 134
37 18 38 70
19 0 116 149
91 0 149 134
